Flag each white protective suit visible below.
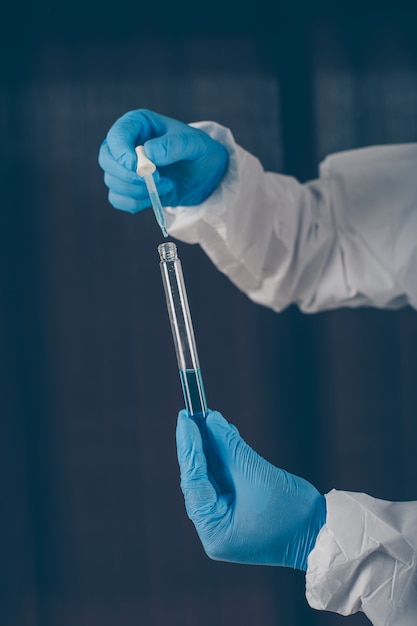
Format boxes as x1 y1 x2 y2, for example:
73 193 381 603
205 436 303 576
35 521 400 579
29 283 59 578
165 122 417 625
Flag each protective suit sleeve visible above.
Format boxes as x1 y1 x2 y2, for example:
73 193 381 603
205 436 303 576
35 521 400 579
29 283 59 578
165 122 417 313
306 490 417 625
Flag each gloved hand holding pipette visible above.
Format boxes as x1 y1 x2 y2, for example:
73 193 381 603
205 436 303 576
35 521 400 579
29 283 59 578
176 408 326 571
98 109 229 215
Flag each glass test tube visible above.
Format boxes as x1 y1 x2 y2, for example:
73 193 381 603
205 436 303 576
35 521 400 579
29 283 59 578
158 242 208 418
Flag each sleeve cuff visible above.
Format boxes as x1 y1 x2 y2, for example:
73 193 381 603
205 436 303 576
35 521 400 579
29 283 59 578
306 490 417 625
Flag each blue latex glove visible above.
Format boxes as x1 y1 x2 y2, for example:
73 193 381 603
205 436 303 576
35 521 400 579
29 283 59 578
176 409 326 571
98 109 229 213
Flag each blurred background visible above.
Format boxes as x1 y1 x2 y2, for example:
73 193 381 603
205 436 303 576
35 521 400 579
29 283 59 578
1 1 417 624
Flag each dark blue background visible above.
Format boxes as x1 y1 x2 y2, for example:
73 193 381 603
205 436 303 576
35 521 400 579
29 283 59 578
1 2 416 624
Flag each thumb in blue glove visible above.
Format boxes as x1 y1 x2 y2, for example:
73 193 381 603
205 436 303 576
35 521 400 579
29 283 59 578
176 409 326 571
98 109 229 213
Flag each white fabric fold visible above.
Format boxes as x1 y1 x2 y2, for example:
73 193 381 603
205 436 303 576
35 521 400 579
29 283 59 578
306 490 417 625
164 121 417 623
166 122 417 313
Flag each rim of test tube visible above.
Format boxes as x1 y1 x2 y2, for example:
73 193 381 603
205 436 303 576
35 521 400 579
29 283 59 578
158 242 178 262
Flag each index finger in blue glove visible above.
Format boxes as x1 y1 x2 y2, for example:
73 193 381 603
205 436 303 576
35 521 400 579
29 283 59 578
104 109 162 170
98 139 143 183
105 108 186 171
145 127 219 168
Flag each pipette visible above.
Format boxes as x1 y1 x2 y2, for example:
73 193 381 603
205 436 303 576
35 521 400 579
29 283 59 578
135 145 168 238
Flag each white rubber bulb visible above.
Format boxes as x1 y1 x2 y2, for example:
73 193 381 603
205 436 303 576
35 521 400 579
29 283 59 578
135 145 156 176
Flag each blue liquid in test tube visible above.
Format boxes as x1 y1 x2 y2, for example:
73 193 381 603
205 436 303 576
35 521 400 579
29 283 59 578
179 368 207 418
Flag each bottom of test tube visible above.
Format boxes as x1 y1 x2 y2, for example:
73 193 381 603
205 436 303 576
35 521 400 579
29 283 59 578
179 368 207 417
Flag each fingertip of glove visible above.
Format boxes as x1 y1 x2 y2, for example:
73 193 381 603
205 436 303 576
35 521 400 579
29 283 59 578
176 410 205 466
205 410 229 432
176 409 198 441
97 139 110 169
206 411 242 453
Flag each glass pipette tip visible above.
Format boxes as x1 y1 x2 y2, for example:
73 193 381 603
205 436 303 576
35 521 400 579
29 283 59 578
143 172 168 238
